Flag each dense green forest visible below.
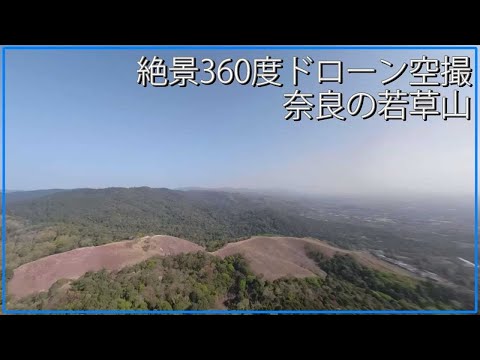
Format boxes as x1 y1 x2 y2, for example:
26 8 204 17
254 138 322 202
7 187 387 250
11 251 471 311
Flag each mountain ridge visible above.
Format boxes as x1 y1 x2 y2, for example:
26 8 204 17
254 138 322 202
9 235 470 311
7 234 417 299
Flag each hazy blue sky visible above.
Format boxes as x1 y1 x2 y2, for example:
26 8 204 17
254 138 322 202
1 47 476 196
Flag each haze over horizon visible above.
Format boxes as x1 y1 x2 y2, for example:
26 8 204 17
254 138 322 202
2 49 475 197
4 186 474 205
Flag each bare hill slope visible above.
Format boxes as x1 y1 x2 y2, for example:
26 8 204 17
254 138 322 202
8 235 204 298
213 236 412 280
8 235 411 299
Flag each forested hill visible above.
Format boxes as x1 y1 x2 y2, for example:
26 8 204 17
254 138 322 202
2 187 475 313
8 187 393 250
5 189 67 204
6 187 320 245
4 187 473 292
12 251 470 311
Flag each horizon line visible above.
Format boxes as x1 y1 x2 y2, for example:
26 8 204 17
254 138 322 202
2 186 474 198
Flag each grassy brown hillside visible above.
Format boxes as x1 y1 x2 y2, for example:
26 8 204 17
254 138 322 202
8 235 410 299
3 188 474 294
214 236 415 280
8 235 203 298
2 188 475 312
10 250 471 311
7 235 473 311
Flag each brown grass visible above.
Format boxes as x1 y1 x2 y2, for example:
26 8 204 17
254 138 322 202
8 235 412 299
8 235 204 299
212 236 413 281
213 236 328 280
